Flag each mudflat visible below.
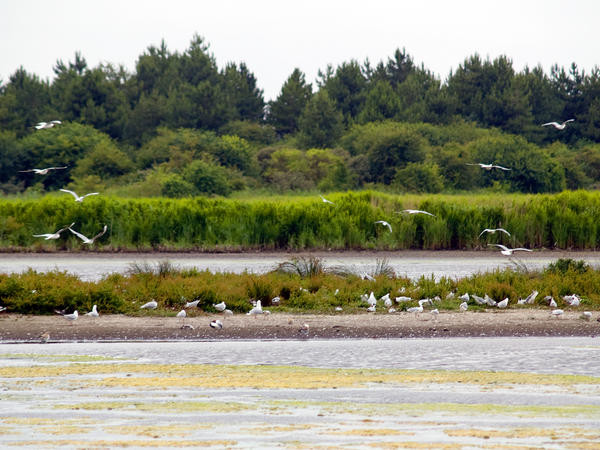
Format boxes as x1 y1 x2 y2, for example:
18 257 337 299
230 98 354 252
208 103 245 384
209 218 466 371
1 309 598 342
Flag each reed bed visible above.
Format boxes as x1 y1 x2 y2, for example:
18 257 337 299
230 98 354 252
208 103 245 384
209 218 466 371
2 190 600 250
0 259 598 315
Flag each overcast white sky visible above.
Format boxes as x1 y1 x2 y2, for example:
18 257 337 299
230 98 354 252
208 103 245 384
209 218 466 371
1 0 599 101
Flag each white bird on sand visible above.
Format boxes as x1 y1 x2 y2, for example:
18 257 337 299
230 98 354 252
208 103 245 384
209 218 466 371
395 296 412 303
496 298 509 309
406 304 424 316
59 189 99 202
213 301 226 312
85 304 99 317
140 300 158 310
69 225 108 244
550 309 564 318
185 299 200 308
247 300 263 316
33 222 75 240
479 228 511 237
459 293 470 302
19 166 67 175
542 119 574 130
35 120 61 129
319 194 334 205
580 311 592 321
224 309 233 315
335 306 343 312
366 304 376 313
375 220 392 232
471 294 486 305
563 294 580 306
401 209 435 217
484 294 497 307
63 310 78 322
381 293 392 308
545 296 557 308
430 308 439 320
298 323 310 336
466 163 511 171
367 292 377 307
210 319 223 329
459 301 468 312
488 244 532 256
0 306 7 312
176 310 186 318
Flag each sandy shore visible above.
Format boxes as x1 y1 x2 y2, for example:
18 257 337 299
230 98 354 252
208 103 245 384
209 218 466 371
1 309 599 342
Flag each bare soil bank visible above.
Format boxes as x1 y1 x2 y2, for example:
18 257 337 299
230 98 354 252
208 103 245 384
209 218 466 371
1 310 598 342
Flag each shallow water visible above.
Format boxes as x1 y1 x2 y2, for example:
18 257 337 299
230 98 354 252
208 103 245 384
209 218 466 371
2 337 599 376
2 251 600 281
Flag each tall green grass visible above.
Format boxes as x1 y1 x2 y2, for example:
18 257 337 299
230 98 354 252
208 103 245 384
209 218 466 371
3 190 600 250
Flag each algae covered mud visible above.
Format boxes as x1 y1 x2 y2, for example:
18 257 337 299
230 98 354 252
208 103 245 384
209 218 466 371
1 339 600 448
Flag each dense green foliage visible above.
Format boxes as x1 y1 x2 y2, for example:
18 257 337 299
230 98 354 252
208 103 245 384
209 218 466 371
1 258 598 315
2 37 600 196
3 190 600 251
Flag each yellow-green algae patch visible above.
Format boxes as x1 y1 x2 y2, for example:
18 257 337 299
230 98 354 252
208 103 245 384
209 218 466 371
2 363 597 390
103 424 209 437
53 400 251 413
1 417 94 426
326 428 415 437
0 353 125 362
444 426 600 440
266 400 600 419
5 439 237 448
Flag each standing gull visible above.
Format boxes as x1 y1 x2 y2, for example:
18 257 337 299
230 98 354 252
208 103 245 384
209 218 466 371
140 300 158 310
85 305 99 317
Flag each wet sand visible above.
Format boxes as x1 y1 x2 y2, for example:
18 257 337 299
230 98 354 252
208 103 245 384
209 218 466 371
1 309 598 342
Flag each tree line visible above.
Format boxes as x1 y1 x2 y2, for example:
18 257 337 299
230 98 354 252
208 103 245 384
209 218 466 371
1 34 600 196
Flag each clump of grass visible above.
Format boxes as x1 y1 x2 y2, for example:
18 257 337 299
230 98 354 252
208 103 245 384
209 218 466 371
275 256 325 277
545 258 590 275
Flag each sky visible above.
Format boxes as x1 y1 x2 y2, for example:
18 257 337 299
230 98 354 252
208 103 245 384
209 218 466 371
1 0 599 101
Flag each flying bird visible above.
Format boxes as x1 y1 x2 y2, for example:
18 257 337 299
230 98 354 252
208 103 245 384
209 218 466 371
34 120 61 129
69 225 108 244
479 228 511 237
466 163 511 171
60 189 99 202
375 220 392 232
85 304 99 317
542 119 574 130
401 209 435 217
19 166 67 175
33 222 75 240
488 244 532 256
319 194 334 205
140 300 158 310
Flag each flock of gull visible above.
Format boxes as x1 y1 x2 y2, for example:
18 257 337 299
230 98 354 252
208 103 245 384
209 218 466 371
5 117 593 337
